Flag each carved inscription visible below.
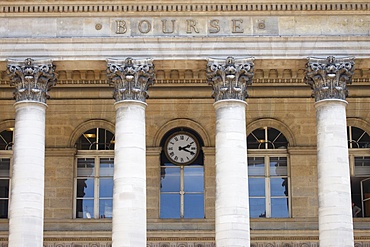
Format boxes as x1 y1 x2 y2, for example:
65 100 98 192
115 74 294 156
114 17 255 35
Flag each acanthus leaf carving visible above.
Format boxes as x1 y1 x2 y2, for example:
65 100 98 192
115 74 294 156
305 56 355 102
107 57 155 103
206 56 254 102
6 58 57 103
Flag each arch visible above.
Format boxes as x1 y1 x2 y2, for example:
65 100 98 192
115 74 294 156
68 119 115 148
347 118 370 134
247 118 296 147
153 118 211 147
0 119 15 132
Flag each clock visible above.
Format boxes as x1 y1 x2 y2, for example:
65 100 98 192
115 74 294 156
165 132 200 165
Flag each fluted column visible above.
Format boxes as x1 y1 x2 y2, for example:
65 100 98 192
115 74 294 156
207 57 254 247
305 56 355 247
6 58 57 247
107 58 154 247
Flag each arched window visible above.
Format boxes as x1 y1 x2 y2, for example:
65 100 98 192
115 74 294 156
247 127 289 218
74 128 114 219
0 128 14 219
348 126 370 217
160 127 204 219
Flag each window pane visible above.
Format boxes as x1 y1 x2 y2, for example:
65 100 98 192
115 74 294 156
76 199 94 218
160 193 180 218
0 159 10 177
271 178 288 197
268 128 288 149
271 198 289 218
0 130 13 150
77 158 95 176
270 157 287 176
0 180 9 198
355 157 370 176
0 199 8 218
99 199 112 218
100 158 114 176
77 178 94 198
247 128 265 149
248 157 265 176
99 178 113 197
248 178 265 197
160 167 180 192
184 167 204 192
184 194 204 218
249 198 266 218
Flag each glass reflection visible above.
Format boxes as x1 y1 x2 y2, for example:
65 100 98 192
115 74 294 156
160 167 180 192
77 158 95 176
160 194 180 218
270 157 287 176
77 178 94 198
99 199 112 218
271 178 288 197
184 166 204 192
248 157 265 176
100 158 114 176
160 163 204 218
271 198 289 218
248 178 265 197
0 159 10 177
76 199 94 218
249 198 266 218
184 194 204 218
99 178 113 197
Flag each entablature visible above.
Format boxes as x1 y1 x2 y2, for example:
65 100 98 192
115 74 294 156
0 1 368 17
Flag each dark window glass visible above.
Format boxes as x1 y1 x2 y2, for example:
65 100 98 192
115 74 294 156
348 126 370 148
0 130 13 150
76 128 115 150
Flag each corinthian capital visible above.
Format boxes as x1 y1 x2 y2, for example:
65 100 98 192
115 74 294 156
207 57 254 102
7 58 57 103
107 58 155 103
305 56 355 102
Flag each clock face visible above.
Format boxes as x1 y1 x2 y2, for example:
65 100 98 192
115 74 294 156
165 132 199 165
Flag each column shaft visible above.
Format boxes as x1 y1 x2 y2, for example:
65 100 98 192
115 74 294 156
215 100 250 247
8 102 46 247
315 99 354 247
113 101 147 247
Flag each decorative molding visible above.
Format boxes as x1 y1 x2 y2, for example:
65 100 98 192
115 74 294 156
1 63 368 86
305 56 355 102
6 58 57 103
0 2 368 15
106 57 155 103
207 56 254 102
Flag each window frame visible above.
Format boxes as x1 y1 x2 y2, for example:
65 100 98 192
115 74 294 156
159 162 205 219
248 149 291 218
0 152 12 219
74 150 114 219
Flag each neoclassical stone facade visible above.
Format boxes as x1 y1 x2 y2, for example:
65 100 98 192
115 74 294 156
0 1 370 247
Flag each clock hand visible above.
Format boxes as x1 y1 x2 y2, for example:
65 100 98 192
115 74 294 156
178 144 190 151
181 147 195 155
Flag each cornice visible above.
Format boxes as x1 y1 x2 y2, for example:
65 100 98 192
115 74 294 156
0 2 368 16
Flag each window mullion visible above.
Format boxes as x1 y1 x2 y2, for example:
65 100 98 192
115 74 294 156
180 166 185 218
265 156 271 218
94 156 100 219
